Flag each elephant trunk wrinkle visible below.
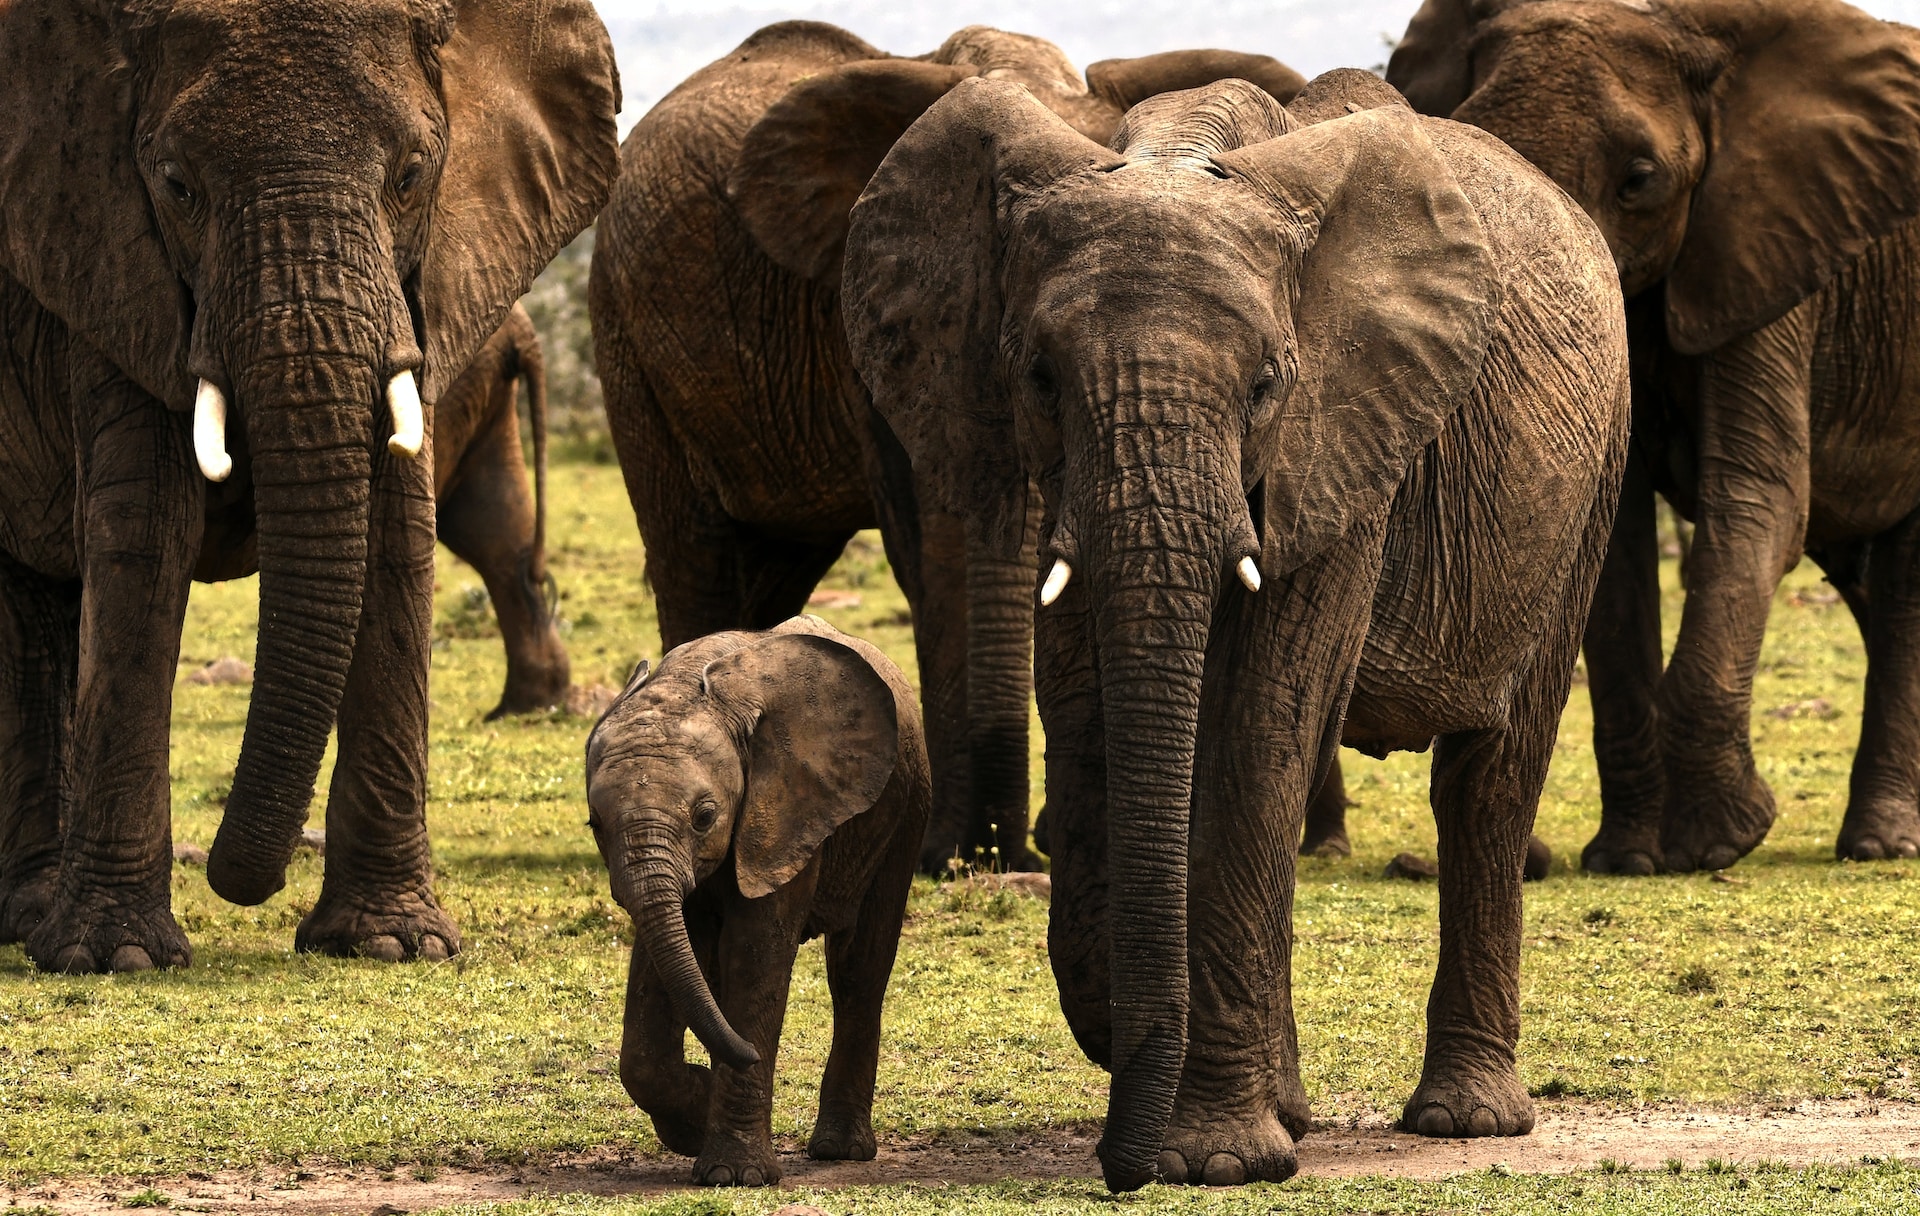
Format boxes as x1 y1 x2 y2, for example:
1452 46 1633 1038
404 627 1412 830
632 869 761 1072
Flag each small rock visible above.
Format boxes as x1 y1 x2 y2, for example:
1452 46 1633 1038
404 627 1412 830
1384 852 1439 881
806 589 862 609
564 682 619 718
187 656 253 685
298 828 326 855
174 842 209 866
370 1206 409 1216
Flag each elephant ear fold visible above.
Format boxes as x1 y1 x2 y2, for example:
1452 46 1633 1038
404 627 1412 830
843 77 1122 558
421 0 620 402
0 2 193 409
1664 3 1920 355
1085 49 1307 110
1386 0 1531 116
702 633 899 900
1218 107 1501 574
728 59 981 285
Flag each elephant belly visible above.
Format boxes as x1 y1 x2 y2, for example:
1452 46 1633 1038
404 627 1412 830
0 276 80 579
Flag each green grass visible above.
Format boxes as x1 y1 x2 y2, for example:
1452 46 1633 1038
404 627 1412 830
2 461 1917 1197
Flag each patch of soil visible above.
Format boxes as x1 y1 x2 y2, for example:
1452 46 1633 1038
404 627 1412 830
12 1101 1919 1214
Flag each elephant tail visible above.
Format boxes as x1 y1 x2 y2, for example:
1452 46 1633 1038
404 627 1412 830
521 322 550 578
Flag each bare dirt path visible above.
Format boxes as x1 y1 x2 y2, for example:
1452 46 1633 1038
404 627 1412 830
11 1101 1919 1214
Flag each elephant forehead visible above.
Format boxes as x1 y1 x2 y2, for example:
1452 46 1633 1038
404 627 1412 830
1013 174 1282 291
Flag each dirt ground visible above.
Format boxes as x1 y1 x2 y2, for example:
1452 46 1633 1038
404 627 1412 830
9 1100 1919 1214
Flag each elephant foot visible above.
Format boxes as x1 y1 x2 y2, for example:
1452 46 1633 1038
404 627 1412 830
1300 825 1351 859
1153 1108 1299 1187
294 885 460 961
25 886 190 973
1581 819 1662 876
1401 1055 1534 1138
693 1136 781 1187
630 1063 714 1156
1660 764 1776 873
1836 800 1920 861
1523 835 1553 882
807 1103 876 1161
486 664 572 720
0 866 56 944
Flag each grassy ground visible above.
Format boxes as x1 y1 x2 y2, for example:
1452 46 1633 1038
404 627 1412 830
3 460 1917 1205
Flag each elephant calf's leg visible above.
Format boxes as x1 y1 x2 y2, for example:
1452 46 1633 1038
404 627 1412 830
1837 513 1920 860
695 893 808 1187
619 945 714 1157
0 557 79 944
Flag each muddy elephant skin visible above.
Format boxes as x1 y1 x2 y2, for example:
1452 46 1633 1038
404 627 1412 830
844 72 1628 1189
1388 0 1920 873
0 0 619 971
586 616 930 1187
588 19 1305 874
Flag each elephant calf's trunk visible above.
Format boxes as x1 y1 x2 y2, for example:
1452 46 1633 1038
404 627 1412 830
633 879 760 1072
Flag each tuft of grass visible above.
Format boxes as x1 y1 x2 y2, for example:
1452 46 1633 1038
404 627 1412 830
1675 965 1719 995
121 1189 169 1208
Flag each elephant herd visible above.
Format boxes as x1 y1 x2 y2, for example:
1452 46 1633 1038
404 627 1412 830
2 0 1919 1195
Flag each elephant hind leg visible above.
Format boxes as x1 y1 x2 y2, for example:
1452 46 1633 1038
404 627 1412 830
1298 752 1353 858
1836 513 1920 861
0 555 79 944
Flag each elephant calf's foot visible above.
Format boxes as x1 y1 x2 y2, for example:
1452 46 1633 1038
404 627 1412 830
693 1137 781 1187
1401 1058 1534 1138
25 890 190 973
294 886 460 960
1836 800 1920 861
808 1103 877 1161
1153 1109 1299 1187
1660 765 1776 873
629 1063 714 1157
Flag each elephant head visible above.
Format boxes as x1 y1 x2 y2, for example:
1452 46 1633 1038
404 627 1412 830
1388 0 1920 354
0 0 620 903
843 77 1497 1188
585 629 901 1071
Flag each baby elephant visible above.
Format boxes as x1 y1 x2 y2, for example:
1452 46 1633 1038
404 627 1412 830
585 616 930 1186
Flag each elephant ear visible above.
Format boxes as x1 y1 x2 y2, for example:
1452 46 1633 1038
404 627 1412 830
701 633 899 899
843 77 1122 558
1663 1 1920 355
1218 107 1501 574
1085 49 1308 110
0 1 193 409
421 0 620 402
727 59 980 285
1386 0 1535 116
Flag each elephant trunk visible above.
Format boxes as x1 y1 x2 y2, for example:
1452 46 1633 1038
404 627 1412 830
1081 456 1233 1191
629 860 762 1073
965 524 1037 868
205 196 403 905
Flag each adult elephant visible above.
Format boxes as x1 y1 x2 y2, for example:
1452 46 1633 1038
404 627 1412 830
0 0 619 971
845 72 1627 1188
1388 0 1920 872
433 305 569 720
589 20 1305 873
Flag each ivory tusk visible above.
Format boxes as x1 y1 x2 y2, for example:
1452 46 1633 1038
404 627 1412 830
387 370 424 458
1236 555 1262 593
193 379 233 483
1039 558 1073 607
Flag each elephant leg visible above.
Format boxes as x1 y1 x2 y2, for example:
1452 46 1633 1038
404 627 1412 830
26 370 198 973
962 522 1040 872
1657 307 1815 873
295 442 456 960
1299 753 1353 858
619 936 713 1157
1157 540 1376 1187
438 396 569 719
0 555 79 944
1836 513 1920 860
695 875 816 1188
1580 444 1666 874
809 810 920 1162
1034 568 1110 1066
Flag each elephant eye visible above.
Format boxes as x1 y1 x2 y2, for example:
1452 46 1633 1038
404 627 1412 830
1617 158 1659 205
1028 355 1060 412
394 153 428 205
691 800 718 833
158 160 194 207
1249 359 1281 421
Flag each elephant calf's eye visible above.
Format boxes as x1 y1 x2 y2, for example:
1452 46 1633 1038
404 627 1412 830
692 801 718 833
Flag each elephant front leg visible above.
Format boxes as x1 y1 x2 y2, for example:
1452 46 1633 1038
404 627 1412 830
1580 444 1667 874
26 376 199 973
295 443 456 960
0 556 80 945
1836 512 1920 860
1657 309 1815 873
619 942 714 1157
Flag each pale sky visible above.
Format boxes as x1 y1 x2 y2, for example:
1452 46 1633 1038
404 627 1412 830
592 0 1920 129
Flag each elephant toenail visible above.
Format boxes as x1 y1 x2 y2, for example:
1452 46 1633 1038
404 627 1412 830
52 945 96 974
1468 1107 1500 1137
418 934 451 961
1622 853 1657 876
1898 840 1919 859
1202 1152 1246 1186
1415 1105 1456 1137
358 935 405 962
703 1165 732 1186
109 945 155 973
1701 845 1740 871
1156 1150 1189 1183
739 1167 764 1186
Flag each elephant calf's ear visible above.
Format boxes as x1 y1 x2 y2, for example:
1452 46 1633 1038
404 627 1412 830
1086 49 1308 111
728 59 979 285
702 634 900 899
